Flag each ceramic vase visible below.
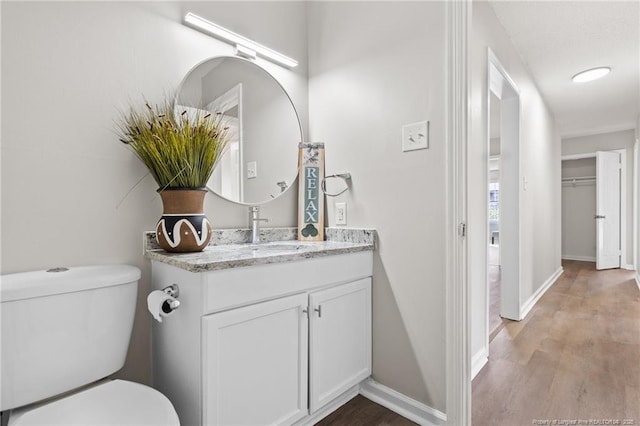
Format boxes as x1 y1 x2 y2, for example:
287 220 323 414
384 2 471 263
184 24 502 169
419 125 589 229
155 188 212 253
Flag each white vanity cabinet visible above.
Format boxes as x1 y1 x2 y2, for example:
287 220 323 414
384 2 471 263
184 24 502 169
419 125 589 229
203 293 309 426
150 249 373 426
308 279 371 412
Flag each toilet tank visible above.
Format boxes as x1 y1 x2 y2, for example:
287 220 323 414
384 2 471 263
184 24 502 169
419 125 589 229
0 265 141 411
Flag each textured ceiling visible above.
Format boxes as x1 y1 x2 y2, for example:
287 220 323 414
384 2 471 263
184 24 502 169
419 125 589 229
489 1 639 138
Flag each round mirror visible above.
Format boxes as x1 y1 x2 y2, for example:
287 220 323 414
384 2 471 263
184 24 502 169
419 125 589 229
175 56 302 205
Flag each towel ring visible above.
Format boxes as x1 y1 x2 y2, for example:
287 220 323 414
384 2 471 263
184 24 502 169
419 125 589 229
321 172 352 197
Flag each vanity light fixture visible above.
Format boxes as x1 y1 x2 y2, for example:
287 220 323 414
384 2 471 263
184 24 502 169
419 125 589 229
235 44 257 60
572 67 611 83
184 13 298 68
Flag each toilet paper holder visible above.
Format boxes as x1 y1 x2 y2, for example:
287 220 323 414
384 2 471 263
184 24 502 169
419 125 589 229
163 284 179 298
162 284 180 313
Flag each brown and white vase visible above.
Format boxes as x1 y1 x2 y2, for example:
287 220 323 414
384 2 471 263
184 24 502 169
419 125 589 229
155 188 212 253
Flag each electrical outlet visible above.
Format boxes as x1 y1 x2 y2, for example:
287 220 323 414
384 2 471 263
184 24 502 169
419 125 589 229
247 161 257 179
335 202 347 226
402 121 429 152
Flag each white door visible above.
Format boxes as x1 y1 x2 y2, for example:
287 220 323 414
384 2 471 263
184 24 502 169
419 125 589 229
202 293 308 426
309 278 372 413
596 150 621 270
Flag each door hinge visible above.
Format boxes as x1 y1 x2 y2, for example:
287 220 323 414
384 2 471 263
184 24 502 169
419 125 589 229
458 222 466 238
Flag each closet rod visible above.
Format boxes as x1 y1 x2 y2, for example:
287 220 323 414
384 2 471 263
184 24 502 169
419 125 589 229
561 176 596 182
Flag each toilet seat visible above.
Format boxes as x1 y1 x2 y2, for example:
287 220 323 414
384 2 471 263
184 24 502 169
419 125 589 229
8 380 180 426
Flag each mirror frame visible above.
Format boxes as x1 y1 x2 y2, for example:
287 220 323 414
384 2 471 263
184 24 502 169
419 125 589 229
174 55 303 206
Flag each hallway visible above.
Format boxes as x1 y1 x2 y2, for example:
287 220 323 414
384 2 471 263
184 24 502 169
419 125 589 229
472 261 640 425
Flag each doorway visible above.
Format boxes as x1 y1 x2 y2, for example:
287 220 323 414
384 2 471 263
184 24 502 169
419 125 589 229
561 157 597 262
487 93 503 339
561 150 626 270
485 50 522 361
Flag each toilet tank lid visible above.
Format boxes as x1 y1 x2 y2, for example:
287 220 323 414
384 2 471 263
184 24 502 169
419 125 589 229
0 265 141 303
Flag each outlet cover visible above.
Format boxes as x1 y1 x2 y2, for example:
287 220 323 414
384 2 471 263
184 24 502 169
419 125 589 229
335 202 347 226
247 161 257 179
402 121 429 152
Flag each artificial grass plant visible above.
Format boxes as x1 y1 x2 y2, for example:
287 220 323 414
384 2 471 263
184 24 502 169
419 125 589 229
117 99 230 189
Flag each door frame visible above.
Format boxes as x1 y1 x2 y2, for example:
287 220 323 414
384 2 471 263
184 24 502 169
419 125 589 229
484 49 522 356
206 84 244 202
561 149 628 269
634 139 639 271
445 0 470 424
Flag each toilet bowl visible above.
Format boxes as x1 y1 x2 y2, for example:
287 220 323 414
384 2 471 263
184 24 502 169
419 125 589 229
0 265 180 425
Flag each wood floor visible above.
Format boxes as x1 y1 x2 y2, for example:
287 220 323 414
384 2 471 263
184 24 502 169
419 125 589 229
473 260 640 426
316 395 416 426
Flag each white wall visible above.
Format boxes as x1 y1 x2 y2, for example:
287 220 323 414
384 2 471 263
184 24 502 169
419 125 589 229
561 159 597 261
307 1 447 412
469 1 563 367
1 1 308 385
562 129 636 268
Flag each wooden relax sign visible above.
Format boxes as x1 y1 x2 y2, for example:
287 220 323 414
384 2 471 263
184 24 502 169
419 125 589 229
298 143 325 241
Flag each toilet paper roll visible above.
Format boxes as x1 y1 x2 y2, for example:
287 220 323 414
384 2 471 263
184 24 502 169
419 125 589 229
147 290 177 323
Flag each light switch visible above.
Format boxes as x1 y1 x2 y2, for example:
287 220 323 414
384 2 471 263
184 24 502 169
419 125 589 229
247 161 257 179
402 121 429 152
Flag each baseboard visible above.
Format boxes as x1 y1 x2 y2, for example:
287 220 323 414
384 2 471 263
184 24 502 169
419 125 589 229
359 379 446 426
293 385 360 426
520 267 564 319
562 256 635 270
561 255 596 262
471 347 488 379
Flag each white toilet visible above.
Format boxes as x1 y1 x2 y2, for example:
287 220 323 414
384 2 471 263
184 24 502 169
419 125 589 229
0 265 180 425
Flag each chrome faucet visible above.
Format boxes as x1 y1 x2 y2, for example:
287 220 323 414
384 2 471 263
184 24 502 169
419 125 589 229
249 206 268 244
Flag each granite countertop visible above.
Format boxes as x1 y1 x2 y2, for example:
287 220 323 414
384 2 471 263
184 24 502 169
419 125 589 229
144 228 376 273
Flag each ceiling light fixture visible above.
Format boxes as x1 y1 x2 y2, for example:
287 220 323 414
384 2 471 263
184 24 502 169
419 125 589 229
571 67 611 83
184 13 298 68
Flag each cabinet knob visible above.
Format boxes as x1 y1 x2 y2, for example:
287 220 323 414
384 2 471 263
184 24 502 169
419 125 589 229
302 308 309 316
314 305 322 318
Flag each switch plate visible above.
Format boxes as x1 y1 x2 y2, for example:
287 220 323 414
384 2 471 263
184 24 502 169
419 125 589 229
402 121 429 152
335 202 347 226
247 161 257 179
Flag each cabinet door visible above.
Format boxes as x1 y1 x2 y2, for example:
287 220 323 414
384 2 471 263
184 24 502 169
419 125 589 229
203 293 308 426
309 278 372 412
